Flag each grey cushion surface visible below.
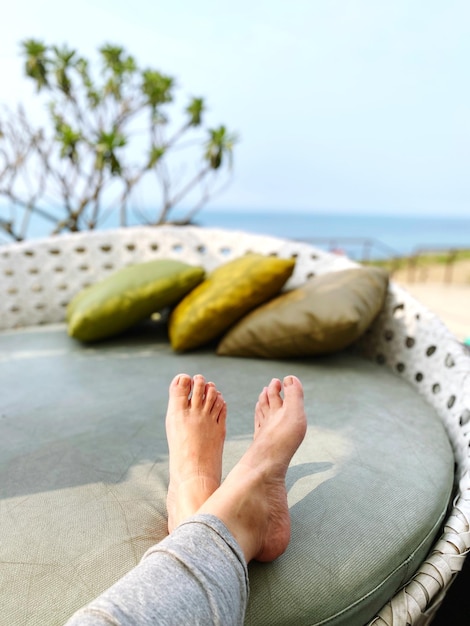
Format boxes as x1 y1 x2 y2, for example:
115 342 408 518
0 324 454 625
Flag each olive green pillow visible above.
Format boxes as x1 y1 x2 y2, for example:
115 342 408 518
217 266 389 358
168 253 296 352
67 259 205 342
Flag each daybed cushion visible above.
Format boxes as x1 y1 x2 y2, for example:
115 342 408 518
0 324 454 626
168 253 295 351
217 266 389 358
67 259 205 342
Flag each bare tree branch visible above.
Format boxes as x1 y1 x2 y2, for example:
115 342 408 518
0 41 237 242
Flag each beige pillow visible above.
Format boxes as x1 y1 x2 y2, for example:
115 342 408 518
168 253 296 352
67 259 205 342
217 266 389 358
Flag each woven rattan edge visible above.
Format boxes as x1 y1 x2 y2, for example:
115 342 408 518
1 225 469 626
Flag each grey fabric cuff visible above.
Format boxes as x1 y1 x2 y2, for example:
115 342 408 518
143 512 250 596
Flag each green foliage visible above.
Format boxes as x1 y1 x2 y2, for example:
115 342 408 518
0 40 238 241
141 69 174 110
186 97 205 127
23 39 49 90
205 126 236 169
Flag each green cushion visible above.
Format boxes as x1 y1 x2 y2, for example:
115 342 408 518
0 326 453 626
217 267 389 358
66 259 205 342
168 253 296 352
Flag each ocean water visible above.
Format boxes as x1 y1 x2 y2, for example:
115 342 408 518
196 210 470 260
4 207 469 261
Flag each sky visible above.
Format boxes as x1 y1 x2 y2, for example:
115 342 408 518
0 0 469 217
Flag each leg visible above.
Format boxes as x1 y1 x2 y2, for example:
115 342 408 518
65 374 241 626
64 375 306 625
166 373 227 532
65 514 248 626
198 375 307 562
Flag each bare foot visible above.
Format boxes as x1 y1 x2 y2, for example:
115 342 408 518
198 375 306 563
166 373 227 533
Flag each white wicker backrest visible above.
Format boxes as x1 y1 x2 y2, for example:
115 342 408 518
0 225 355 329
1 225 469 626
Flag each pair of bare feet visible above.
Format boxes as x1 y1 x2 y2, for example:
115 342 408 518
165 373 307 564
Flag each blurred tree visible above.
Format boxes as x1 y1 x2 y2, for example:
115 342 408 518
0 40 237 241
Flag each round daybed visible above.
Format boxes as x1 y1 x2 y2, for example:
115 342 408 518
0 225 469 626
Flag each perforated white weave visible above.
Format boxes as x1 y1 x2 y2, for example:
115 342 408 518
1 225 469 625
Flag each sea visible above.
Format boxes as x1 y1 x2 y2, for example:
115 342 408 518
4 208 470 261
196 210 470 261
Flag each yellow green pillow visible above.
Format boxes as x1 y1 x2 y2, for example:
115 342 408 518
217 266 389 358
67 259 205 342
168 253 296 352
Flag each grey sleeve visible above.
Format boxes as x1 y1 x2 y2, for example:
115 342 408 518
64 514 249 626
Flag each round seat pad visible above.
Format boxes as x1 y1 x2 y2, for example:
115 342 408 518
0 324 454 625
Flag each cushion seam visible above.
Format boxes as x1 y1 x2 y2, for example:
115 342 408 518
307 498 451 626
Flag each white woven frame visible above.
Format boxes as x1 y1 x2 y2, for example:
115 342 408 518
1 225 469 625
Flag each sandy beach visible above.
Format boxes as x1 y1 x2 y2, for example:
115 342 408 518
391 259 470 342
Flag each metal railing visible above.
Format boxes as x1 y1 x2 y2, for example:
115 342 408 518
297 236 401 262
404 247 466 284
298 237 469 285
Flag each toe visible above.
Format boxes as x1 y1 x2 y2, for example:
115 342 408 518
283 375 304 405
257 387 269 414
191 374 206 408
283 376 307 438
254 400 264 430
171 373 192 393
267 378 283 410
215 394 227 425
168 374 192 411
170 374 191 398
203 383 219 412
